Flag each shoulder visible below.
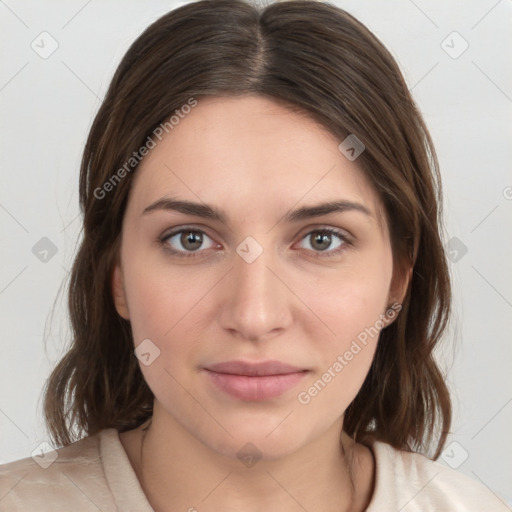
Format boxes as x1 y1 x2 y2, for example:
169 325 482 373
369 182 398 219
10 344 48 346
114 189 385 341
367 440 506 511
0 430 118 511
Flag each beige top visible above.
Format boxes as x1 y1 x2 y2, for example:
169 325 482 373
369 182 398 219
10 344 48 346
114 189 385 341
0 428 504 511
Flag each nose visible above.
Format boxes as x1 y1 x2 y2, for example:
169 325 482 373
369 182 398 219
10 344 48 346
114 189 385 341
218 240 293 342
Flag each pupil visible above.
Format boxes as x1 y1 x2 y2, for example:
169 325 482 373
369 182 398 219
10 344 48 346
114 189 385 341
182 231 202 251
312 232 331 251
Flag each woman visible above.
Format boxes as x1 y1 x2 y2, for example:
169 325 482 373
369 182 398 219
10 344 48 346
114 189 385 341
0 0 503 510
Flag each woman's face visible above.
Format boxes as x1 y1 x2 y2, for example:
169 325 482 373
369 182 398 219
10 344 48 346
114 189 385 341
113 95 403 460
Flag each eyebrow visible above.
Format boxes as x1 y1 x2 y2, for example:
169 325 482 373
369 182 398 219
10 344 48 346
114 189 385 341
142 197 372 223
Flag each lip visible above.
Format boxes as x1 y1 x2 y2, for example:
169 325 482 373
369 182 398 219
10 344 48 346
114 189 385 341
203 360 309 401
206 360 305 376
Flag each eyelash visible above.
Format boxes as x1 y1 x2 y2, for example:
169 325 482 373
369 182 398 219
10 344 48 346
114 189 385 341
159 226 352 260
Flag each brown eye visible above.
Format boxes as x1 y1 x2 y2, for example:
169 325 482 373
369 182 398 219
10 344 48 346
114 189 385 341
310 232 334 251
162 228 216 255
180 231 203 251
297 228 348 256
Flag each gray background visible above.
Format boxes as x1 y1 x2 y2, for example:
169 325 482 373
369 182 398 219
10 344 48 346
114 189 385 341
1 0 511 505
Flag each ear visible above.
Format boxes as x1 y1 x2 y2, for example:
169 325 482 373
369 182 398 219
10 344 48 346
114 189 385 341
387 263 412 315
111 260 130 320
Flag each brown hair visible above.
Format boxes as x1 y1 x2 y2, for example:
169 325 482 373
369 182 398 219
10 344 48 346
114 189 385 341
44 0 451 458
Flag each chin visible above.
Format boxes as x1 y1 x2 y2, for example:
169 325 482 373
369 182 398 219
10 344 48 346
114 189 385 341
191 411 317 464
206 432 305 463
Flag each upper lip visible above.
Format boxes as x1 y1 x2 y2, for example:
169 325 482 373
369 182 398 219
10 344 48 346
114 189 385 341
204 360 306 376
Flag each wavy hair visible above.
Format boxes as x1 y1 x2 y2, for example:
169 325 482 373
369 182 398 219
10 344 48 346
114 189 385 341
44 0 451 458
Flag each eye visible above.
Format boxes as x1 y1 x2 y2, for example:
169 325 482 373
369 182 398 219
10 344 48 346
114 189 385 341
296 228 349 256
160 228 218 257
159 226 351 260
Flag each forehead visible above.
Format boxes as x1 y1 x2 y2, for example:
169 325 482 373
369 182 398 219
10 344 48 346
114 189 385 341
127 95 385 228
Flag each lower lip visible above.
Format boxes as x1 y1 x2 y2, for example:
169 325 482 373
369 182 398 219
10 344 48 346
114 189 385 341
204 370 308 401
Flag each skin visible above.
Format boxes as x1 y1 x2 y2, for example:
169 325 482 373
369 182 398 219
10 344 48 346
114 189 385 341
113 95 409 512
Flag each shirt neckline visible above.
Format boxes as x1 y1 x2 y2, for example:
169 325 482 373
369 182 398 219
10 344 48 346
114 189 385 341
99 428 155 511
99 428 395 512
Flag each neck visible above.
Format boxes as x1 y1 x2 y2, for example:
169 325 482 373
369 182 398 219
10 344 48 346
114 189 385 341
122 409 374 512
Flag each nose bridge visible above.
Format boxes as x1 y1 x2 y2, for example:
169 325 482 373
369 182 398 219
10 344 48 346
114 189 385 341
219 235 291 340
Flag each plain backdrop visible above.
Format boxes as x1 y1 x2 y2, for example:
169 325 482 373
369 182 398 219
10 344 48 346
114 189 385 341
1 0 511 504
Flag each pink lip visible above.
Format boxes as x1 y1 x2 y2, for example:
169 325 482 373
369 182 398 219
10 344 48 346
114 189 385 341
203 360 309 401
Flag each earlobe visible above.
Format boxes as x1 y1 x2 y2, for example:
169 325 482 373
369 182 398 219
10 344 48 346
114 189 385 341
111 263 130 320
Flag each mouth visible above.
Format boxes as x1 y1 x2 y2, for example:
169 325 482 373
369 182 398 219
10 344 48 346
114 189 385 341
202 360 310 401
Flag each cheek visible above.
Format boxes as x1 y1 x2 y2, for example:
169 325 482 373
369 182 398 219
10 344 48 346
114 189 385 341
293 288 384 426
122 250 216 342
297 249 392 346
292 249 392 410
123 260 206 407
121 254 217 389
